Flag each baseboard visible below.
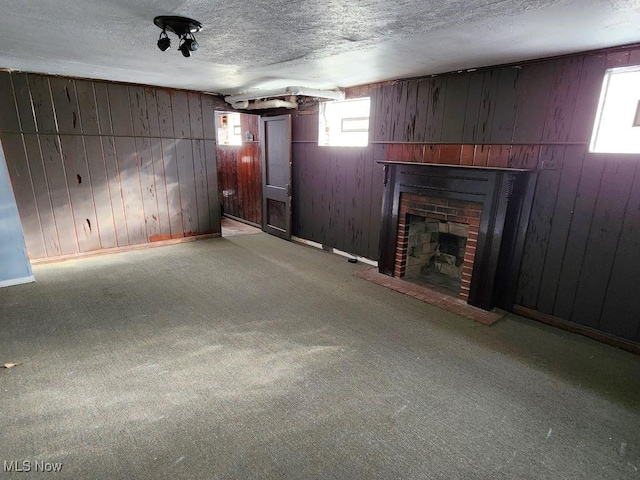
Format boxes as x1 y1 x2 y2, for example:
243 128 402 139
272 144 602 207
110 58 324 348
30 233 220 265
222 214 261 229
291 236 378 267
0 275 35 288
513 304 640 355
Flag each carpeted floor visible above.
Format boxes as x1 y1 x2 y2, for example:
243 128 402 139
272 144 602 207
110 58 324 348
1 233 639 479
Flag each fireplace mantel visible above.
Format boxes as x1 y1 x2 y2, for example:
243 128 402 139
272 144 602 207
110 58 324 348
377 161 535 311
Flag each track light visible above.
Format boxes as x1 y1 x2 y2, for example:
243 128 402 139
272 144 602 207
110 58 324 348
178 41 191 58
177 34 198 57
185 37 198 52
157 31 170 51
153 16 202 58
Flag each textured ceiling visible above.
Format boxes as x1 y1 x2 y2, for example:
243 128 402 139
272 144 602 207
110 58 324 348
0 0 639 95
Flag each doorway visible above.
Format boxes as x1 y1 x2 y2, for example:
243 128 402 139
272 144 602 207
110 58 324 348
215 111 263 235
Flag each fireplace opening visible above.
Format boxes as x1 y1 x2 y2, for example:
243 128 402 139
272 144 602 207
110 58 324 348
404 215 469 296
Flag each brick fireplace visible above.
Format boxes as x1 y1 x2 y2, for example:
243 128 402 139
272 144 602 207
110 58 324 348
378 162 532 310
395 194 481 302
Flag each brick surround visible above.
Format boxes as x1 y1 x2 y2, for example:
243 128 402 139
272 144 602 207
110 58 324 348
394 193 482 302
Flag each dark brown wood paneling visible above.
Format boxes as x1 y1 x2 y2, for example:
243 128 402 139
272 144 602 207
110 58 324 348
376 85 395 142
473 144 490 167
200 95 217 140
568 54 607 143
425 77 447 142
368 146 385 260
149 138 171 240
0 72 20 132
171 91 190 139
552 155 606 320
156 89 174 138
535 146 585 314
605 50 630 68
487 145 510 168
2 133 46 258
217 147 230 215
598 162 640 341
349 148 367 254
241 114 260 142
229 147 240 217
49 78 81 134
440 73 470 143
204 139 220 230
59 135 100 252
188 93 204 139
11 74 36 133
144 89 161 138
291 143 304 235
515 146 565 307
75 80 100 135
570 158 637 329
161 138 183 236
542 57 583 142
0 72 222 260
360 146 375 257
175 138 197 235
475 69 500 143
135 137 160 240
107 84 134 136
40 134 77 254
511 62 553 143
243 143 262 225
83 136 117 249
29 75 57 133
285 46 640 343
115 136 146 244
292 112 318 142
509 145 540 170
462 71 485 143
215 115 262 226
306 144 324 244
94 83 113 135
102 136 129 246
402 81 419 142
368 86 381 143
192 139 210 232
332 147 353 251
23 134 60 256
129 86 150 137
390 82 407 142
490 67 520 143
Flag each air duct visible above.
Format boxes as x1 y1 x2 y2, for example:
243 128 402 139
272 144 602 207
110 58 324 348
231 97 298 110
225 87 344 104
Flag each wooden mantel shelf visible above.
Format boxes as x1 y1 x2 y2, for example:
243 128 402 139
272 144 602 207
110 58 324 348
376 160 533 173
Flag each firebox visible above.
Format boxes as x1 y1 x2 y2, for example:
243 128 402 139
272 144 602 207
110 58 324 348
405 216 468 295
394 194 481 302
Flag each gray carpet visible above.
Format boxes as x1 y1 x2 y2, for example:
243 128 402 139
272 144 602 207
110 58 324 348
1 234 639 479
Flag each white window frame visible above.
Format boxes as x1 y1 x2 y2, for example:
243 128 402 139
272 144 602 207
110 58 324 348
589 66 640 154
318 98 370 147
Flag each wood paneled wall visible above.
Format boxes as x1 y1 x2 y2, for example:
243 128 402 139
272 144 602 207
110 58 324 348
291 44 640 344
0 72 221 260
216 114 262 225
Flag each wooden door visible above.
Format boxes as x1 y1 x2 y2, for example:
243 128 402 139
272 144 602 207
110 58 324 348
260 115 292 239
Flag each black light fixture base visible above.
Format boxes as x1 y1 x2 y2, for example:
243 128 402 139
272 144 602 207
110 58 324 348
154 16 202 36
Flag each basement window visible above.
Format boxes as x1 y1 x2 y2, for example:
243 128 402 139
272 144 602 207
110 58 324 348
216 112 242 146
319 98 370 147
590 66 640 154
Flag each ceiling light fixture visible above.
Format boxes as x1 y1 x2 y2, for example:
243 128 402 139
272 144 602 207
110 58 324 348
157 31 171 51
153 16 202 57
